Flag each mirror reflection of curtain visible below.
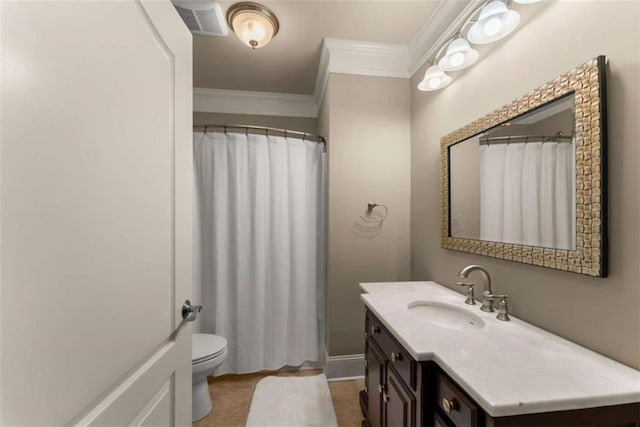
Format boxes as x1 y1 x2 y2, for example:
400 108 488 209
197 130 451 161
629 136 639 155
479 140 575 250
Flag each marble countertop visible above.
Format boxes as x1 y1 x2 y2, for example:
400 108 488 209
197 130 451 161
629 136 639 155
360 281 640 417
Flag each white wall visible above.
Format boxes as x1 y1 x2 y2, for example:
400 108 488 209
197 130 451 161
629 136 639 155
411 0 640 369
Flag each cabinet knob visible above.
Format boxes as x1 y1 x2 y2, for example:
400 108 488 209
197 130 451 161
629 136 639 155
383 391 389 403
390 351 403 362
371 325 380 334
442 397 458 414
378 384 384 393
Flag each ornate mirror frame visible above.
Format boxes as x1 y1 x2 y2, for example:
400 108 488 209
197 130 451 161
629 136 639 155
440 56 607 277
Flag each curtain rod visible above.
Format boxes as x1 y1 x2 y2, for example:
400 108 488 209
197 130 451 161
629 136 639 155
479 133 574 145
194 124 326 145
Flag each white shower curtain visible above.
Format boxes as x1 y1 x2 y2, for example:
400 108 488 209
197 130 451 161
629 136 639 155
193 131 326 374
480 140 575 250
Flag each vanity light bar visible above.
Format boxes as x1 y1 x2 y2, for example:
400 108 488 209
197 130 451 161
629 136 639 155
418 0 540 92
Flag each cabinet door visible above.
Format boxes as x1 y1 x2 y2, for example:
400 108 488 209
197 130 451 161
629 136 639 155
385 367 416 427
366 342 386 427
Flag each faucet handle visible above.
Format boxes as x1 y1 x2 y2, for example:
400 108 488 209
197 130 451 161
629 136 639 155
486 294 510 321
456 282 476 305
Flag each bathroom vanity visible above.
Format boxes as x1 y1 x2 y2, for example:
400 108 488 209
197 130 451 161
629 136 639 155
359 281 640 427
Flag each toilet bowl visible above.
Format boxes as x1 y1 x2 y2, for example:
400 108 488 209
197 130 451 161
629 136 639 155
192 333 227 422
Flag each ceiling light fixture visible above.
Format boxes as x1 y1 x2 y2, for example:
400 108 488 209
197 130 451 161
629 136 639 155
418 64 452 92
438 37 479 71
467 0 520 44
226 2 279 49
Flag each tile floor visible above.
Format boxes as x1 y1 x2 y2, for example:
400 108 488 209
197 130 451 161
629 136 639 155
193 369 364 427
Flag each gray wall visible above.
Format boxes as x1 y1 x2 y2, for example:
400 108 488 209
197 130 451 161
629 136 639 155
322 74 412 356
193 112 318 135
410 0 639 369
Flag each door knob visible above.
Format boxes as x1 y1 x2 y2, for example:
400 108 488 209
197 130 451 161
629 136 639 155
182 300 203 322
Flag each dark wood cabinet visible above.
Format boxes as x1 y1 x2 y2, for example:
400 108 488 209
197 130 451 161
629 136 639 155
366 339 385 427
363 312 419 427
363 308 420 427
361 308 639 427
385 366 416 427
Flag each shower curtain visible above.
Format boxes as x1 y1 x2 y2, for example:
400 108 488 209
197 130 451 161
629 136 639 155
479 140 575 250
193 131 326 374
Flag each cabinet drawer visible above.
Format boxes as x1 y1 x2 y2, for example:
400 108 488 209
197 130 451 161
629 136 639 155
366 310 416 391
436 372 480 427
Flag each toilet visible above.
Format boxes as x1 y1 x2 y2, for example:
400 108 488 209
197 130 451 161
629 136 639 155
192 333 228 422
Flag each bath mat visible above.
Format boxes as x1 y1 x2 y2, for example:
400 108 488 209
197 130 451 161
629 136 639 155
246 374 338 427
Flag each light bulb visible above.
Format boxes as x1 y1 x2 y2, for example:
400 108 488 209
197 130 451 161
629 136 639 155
241 20 266 47
449 52 465 67
483 17 502 37
429 77 441 89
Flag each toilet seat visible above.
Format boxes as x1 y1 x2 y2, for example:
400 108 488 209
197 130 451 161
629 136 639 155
192 333 227 365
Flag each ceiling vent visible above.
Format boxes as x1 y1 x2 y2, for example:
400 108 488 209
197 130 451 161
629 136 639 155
172 0 229 37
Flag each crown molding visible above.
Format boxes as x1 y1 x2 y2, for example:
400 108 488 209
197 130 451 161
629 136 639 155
314 38 410 105
409 0 483 76
323 38 410 78
314 39 331 107
193 87 318 118
195 4 475 116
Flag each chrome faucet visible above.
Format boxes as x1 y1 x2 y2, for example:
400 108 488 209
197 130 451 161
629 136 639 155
457 265 494 313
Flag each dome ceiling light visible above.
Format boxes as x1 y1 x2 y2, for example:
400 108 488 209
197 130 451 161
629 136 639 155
226 2 279 49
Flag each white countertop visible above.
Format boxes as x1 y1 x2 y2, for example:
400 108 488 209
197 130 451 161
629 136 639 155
360 281 640 417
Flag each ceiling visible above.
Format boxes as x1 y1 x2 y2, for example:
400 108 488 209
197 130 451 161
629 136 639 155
192 1 437 95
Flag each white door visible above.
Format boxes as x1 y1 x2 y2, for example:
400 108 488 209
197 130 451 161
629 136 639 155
0 1 193 425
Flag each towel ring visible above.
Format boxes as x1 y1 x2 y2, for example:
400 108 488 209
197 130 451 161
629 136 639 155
359 202 389 223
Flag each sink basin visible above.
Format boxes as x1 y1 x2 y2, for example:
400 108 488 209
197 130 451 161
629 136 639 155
407 301 485 330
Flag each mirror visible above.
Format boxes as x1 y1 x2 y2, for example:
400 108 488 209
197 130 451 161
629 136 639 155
450 93 576 250
441 57 607 277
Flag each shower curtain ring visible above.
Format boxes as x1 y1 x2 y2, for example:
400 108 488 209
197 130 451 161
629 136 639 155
204 125 208 134
224 125 228 135
284 130 288 139
302 133 307 141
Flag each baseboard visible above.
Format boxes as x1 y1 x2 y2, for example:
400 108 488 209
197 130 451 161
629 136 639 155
325 354 365 381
